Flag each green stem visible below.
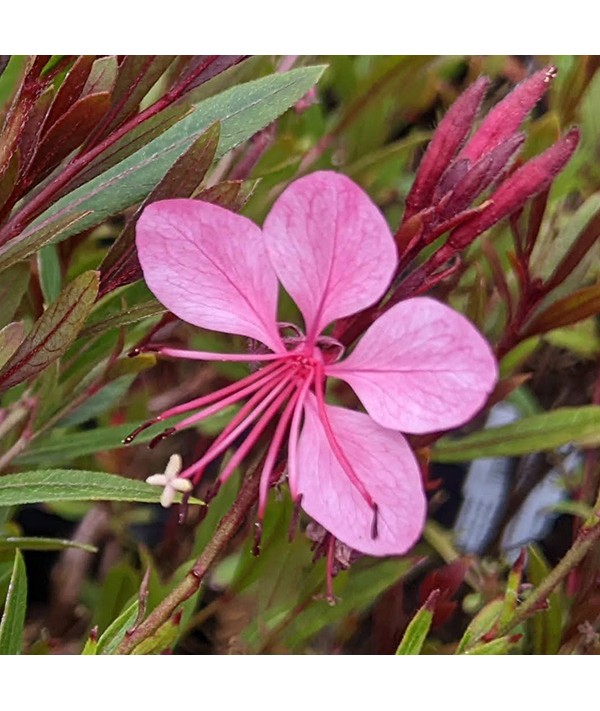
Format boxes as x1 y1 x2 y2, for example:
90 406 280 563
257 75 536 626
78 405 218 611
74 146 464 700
498 504 600 637
116 460 261 654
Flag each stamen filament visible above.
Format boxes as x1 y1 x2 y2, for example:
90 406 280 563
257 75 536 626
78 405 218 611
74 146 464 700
158 347 297 363
287 372 313 500
180 374 296 485
314 364 377 512
216 380 298 486
159 360 289 420
170 363 295 433
257 386 302 519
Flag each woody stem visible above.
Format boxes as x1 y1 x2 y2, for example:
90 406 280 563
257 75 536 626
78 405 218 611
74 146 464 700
116 457 262 654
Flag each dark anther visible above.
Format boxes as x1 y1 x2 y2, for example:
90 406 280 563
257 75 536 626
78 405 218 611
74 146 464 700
252 521 263 557
148 427 176 449
122 418 159 444
370 503 379 540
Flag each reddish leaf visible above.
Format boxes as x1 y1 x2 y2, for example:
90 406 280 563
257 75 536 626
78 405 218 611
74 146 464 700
0 321 25 369
0 271 98 392
98 122 220 296
0 152 18 212
524 283 600 336
25 92 111 185
16 86 54 174
193 179 257 211
177 55 248 93
85 55 176 146
42 55 96 133
404 77 489 220
82 56 118 96
459 66 556 164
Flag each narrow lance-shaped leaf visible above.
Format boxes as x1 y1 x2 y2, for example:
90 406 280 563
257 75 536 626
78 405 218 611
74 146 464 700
524 283 600 336
434 405 600 462
0 550 27 655
99 122 221 295
0 270 98 392
41 55 96 134
88 55 176 144
0 470 205 507
26 92 111 185
0 210 90 273
0 66 326 270
395 590 438 655
37 242 62 304
0 537 97 553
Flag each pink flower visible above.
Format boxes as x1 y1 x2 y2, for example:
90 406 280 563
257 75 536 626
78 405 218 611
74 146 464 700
134 171 498 556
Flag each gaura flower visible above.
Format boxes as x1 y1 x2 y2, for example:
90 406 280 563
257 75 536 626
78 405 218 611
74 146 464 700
134 171 498 556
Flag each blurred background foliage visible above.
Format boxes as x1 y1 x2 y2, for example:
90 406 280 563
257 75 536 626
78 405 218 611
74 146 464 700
0 55 600 655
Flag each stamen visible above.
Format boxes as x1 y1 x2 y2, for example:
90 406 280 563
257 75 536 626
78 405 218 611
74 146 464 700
181 375 296 485
157 360 289 420
168 363 295 436
216 381 298 486
158 347 296 363
314 364 378 516
371 503 379 540
287 373 313 499
123 361 289 445
149 426 176 449
257 386 303 520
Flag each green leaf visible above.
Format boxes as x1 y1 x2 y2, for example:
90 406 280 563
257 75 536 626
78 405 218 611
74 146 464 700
0 66 326 267
527 544 563 655
79 299 166 340
0 263 29 328
395 591 437 655
0 470 205 507
93 563 140 634
0 321 25 369
0 537 97 553
455 599 503 654
96 598 139 655
433 406 600 462
0 550 27 655
461 636 516 655
0 211 91 273
99 121 221 293
285 557 417 651
37 243 62 305
0 270 99 392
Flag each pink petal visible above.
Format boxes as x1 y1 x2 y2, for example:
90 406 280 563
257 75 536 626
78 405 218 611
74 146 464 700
136 199 283 352
328 297 498 433
263 171 397 342
296 394 426 556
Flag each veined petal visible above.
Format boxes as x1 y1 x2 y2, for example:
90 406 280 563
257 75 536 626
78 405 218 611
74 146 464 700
296 395 426 556
263 171 397 343
328 297 498 433
136 199 283 352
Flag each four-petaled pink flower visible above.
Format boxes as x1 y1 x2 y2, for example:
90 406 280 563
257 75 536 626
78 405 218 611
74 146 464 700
134 171 498 556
